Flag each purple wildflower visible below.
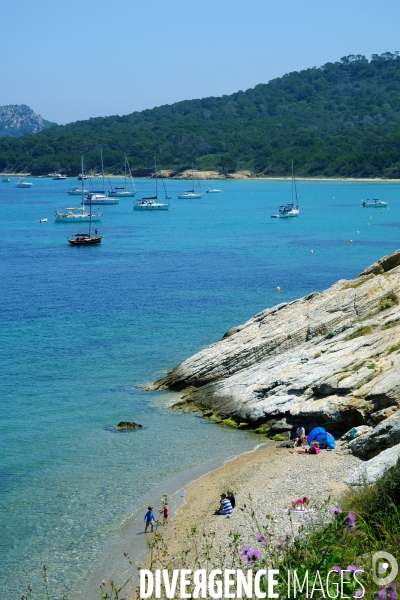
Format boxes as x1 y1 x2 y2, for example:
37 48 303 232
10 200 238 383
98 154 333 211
390 583 397 600
378 587 387 600
255 532 268 546
354 590 364 598
347 565 361 573
348 511 356 531
332 565 342 574
240 546 261 565
330 507 343 514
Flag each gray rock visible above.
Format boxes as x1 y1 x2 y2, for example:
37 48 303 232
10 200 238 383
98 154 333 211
346 443 400 485
115 421 143 430
151 252 400 455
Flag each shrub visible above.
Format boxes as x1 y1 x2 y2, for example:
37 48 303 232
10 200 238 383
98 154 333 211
346 326 372 340
378 291 399 312
221 418 239 428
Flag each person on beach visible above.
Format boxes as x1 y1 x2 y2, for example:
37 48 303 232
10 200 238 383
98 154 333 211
308 441 320 454
163 503 169 525
144 506 155 532
214 493 233 516
227 490 236 509
288 497 309 511
293 425 306 447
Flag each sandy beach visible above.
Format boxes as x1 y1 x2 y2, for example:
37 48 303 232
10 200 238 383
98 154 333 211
131 439 362 589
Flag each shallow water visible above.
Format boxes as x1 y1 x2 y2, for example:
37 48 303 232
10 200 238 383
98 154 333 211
0 176 398 599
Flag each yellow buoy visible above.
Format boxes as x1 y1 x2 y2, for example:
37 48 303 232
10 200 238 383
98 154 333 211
310 250 314 254
369 216 372 219
367 223 370 226
276 286 281 292
357 231 360 234
349 240 353 244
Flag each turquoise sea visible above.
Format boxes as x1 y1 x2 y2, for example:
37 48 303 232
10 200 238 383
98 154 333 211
1 176 399 599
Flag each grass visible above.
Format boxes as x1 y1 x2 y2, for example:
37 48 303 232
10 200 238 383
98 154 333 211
382 320 400 330
388 343 400 354
377 292 399 312
221 417 239 428
346 326 373 340
342 274 375 289
352 361 366 371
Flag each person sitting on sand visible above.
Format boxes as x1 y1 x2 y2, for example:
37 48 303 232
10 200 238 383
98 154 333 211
288 497 309 511
293 426 306 447
214 493 233 516
144 506 156 532
227 490 236 509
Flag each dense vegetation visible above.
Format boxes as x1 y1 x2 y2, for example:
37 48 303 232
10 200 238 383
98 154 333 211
3 52 400 177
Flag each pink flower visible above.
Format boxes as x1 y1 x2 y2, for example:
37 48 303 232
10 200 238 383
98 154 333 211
332 565 342 574
240 546 261 565
330 507 343 514
255 533 268 546
348 511 356 531
354 590 364 598
347 565 361 573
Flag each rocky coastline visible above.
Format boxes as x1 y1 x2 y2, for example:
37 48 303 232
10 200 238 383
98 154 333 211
152 250 400 462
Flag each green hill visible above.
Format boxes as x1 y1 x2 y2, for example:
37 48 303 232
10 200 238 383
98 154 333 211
2 52 400 177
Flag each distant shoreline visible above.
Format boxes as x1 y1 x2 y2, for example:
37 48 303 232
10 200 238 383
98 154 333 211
1 172 400 183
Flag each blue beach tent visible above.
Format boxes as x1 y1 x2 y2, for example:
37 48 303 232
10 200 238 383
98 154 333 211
307 427 336 449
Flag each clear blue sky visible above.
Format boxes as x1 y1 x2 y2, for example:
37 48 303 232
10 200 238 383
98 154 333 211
1 0 400 125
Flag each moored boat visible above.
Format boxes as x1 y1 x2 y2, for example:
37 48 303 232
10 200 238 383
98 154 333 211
362 199 389 207
68 187 89 196
55 206 102 222
68 154 102 246
177 164 204 198
16 178 33 188
2 177 10 182
108 154 136 197
133 157 169 211
207 188 221 193
52 173 67 180
271 160 299 218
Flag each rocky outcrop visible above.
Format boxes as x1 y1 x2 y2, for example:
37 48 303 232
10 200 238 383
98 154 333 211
153 250 400 458
0 104 56 138
115 421 143 430
346 443 400 485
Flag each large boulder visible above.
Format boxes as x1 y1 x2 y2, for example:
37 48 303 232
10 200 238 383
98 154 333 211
346 443 400 485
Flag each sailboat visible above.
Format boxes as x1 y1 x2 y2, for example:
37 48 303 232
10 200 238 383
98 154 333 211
177 164 204 198
68 154 102 245
271 160 300 218
83 149 119 205
57 156 102 222
109 154 136 197
133 157 170 210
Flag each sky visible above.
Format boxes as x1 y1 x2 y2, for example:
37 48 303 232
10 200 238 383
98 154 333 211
1 0 400 125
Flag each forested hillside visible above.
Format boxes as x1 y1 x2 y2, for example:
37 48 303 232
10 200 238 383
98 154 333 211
2 52 400 177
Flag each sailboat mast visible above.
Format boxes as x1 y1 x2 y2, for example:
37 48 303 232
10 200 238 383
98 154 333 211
100 148 104 192
154 156 158 199
81 153 84 203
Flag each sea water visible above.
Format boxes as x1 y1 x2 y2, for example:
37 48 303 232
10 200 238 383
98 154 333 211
0 177 398 599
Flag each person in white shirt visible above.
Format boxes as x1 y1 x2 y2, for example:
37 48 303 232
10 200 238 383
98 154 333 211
293 426 305 447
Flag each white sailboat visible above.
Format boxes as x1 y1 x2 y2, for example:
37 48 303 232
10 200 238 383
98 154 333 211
271 160 300 218
109 154 136 197
177 164 204 198
133 157 170 211
83 149 119 205
56 155 102 222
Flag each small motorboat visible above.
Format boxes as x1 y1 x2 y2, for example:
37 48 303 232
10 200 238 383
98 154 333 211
38 218 48 223
16 178 33 188
362 199 389 207
52 173 67 180
206 188 221 193
68 187 89 196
